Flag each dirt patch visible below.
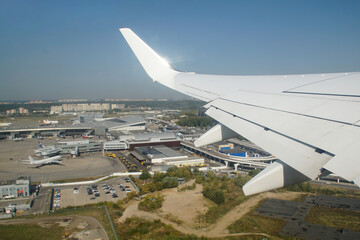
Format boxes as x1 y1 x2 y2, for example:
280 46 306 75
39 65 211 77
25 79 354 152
0 215 108 240
57 218 72 227
160 181 212 227
77 221 89 229
118 189 302 238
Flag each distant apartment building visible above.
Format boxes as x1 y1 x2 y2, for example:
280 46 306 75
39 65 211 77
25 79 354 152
50 103 124 114
18 107 29 114
5 109 17 115
50 105 63 114
111 104 125 110
6 107 29 115
58 99 88 102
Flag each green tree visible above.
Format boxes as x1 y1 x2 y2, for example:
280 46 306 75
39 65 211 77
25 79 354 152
153 172 166 183
162 176 178 188
139 169 151 180
248 169 261 177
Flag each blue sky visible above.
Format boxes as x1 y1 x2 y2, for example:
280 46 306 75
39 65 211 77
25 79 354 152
0 0 359 100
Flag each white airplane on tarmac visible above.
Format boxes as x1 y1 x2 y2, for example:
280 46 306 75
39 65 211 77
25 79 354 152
42 120 59 125
0 122 11 127
120 28 360 196
21 155 62 167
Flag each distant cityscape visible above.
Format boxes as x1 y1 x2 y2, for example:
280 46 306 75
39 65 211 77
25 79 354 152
0 98 172 105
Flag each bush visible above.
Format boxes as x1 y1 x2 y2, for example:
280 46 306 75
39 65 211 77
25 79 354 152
248 169 261 177
115 210 123 217
234 175 251 188
162 176 179 189
139 170 151 180
203 187 225 204
179 183 196 192
138 193 164 212
153 172 167 183
195 175 204 184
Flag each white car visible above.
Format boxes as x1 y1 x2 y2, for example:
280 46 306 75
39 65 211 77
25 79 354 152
73 188 79 194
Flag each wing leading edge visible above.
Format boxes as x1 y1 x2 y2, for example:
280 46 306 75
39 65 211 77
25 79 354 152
119 28 360 195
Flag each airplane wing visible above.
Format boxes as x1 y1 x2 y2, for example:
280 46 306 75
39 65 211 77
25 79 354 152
119 28 360 195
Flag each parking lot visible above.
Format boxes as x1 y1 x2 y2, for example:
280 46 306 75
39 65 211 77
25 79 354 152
52 177 136 209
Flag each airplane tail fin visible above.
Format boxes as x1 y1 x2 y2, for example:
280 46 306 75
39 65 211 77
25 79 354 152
119 28 179 82
29 156 34 164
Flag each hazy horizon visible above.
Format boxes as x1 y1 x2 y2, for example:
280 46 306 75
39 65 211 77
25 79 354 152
1 0 359 101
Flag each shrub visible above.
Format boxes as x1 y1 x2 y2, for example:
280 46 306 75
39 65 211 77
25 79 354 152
115 210 123 217
179 183 196 192
138 193 164 212
203 187 225 204
162 176 179 189
139 170 151 180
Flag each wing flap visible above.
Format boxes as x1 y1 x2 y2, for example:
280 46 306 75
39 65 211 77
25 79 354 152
206 97 360 156
205 106 332 179
323 141 360 182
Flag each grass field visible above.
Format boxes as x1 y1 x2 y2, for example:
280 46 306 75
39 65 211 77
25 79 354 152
15 205 116 240
227 213 286 235
306 206 360 232
117 217 206 240
227 213 302 240
0 224 65 240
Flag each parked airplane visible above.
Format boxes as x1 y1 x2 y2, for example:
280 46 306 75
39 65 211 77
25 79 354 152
35 142 61 157
0 122 11 127
21 155 62 167
42 120 59 125
12 137 24 141
120 28 360 195
82 135 94 139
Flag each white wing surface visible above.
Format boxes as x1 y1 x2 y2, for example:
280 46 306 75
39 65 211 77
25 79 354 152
119 28 360 195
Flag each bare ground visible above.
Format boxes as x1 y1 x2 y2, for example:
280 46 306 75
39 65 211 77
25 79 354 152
118 187 302 238
0 215 109 240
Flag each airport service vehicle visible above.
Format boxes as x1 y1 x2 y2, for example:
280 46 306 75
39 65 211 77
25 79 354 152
21 155 62 167
120 28 360 195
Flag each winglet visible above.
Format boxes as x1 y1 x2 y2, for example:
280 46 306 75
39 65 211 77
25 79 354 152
119 28 178 81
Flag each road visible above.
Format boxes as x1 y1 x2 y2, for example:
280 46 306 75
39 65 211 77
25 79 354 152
29 187 51 214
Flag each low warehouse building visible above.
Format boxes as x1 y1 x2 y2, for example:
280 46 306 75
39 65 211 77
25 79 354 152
134 145 204 167
0 177 31 198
